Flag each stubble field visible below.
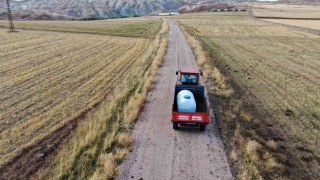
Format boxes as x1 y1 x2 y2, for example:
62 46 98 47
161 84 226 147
174 12 320 179
252 4 320 19
0 17 161 38
0 30 149 165
0 17 167 179
252 4 320 30
264 19 320 30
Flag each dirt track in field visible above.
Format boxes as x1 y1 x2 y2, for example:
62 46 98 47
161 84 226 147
118 20 232 180
253 16 320 20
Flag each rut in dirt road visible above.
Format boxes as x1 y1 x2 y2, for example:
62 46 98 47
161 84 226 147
118 20 232 180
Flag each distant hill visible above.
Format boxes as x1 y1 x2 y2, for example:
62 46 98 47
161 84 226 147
0 0 198 20
0 0 318 20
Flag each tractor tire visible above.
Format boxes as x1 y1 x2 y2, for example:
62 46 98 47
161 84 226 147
173 122 179 130
200 124 206 131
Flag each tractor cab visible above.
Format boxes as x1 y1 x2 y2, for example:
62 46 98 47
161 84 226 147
176 68 203 86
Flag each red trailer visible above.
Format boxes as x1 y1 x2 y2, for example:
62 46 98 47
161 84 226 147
171 68 209 131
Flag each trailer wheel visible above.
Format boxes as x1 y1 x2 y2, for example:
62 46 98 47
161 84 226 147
173 122 179 130
200 124 206 131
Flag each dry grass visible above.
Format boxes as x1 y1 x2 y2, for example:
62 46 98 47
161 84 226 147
224 110 236 122
230 148 238 161
233 124 245 147
240 111 253 122
174 12 320 179
118 133 133 147
90 153 117 179
114 148 129 162
240 141 263 179
266 140 278 151
262 152 279 170
245 140 262 161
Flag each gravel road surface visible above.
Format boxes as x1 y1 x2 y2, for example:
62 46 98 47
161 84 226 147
118 20 232 180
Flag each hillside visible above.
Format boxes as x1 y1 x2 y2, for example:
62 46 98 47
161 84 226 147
0 0 254 20
1 0 317 20
0 0 198 20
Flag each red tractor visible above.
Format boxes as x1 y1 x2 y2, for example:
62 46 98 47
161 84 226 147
171 68 209 131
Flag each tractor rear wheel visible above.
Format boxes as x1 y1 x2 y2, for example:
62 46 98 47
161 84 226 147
173 122 179 130
200 124 206 131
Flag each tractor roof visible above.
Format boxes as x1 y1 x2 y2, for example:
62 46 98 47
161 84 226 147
180 68 200 74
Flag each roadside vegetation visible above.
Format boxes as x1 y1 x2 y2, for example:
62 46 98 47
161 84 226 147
173 12 320 179
0 17 167 179
0 17 162 38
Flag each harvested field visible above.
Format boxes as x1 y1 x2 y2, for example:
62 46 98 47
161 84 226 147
0 17 165 179
252 4 320 30
252 4 320 19
174 12 320 179
0 29 150 166
38 20 168 179
264 19 320 30
0 17 162 38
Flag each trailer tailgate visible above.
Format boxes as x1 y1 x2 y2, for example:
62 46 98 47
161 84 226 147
172 111 209 123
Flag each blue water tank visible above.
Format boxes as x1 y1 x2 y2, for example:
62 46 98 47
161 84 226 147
177 90 196 112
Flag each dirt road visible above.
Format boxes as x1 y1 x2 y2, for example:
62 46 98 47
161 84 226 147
118 20 232 180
